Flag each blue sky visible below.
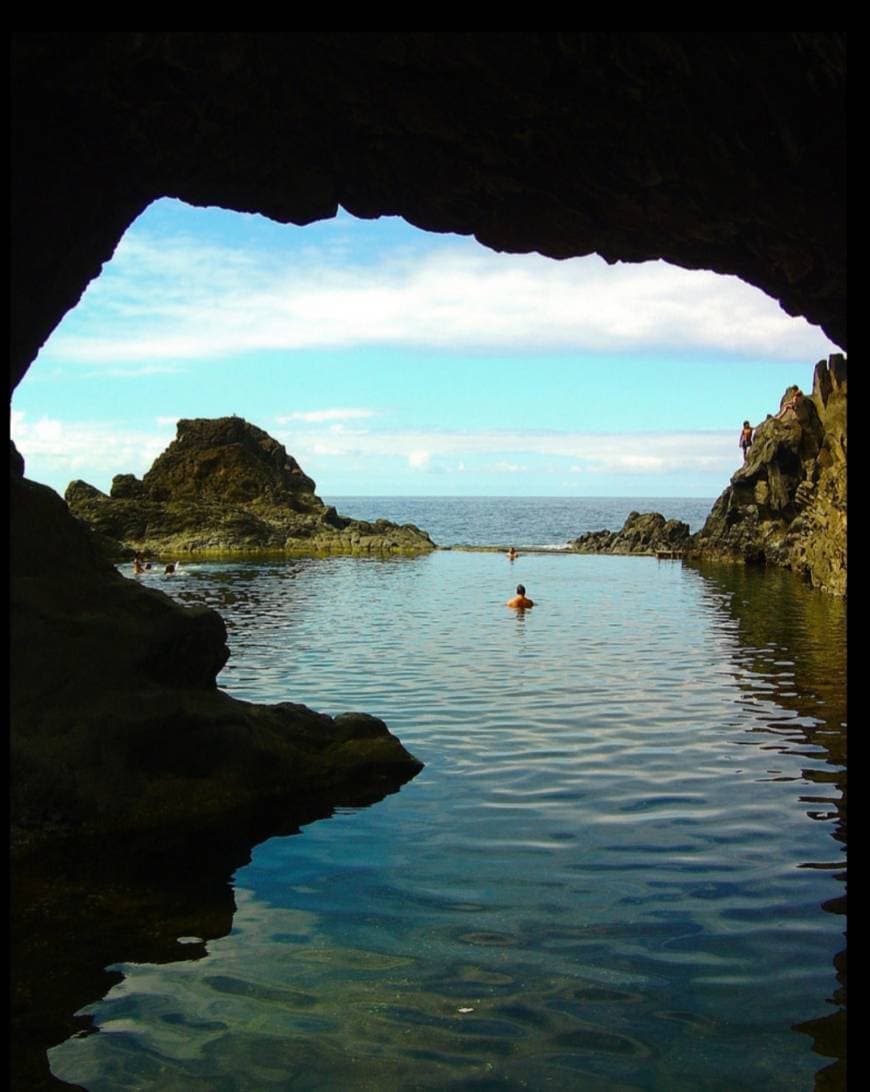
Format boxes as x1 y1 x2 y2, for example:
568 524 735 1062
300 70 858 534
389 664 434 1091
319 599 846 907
11 198 839 498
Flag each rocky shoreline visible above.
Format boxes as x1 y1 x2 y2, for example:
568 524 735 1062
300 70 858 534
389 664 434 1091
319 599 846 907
11 455 425 862
569 355 846 596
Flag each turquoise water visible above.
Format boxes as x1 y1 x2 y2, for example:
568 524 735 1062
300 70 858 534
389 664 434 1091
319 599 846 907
48 532 845 1089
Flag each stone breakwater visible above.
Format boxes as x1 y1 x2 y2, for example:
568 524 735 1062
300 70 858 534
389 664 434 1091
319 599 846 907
570 356 846 596
65 416 436 558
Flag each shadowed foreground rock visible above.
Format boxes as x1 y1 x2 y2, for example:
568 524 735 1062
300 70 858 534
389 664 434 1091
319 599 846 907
65 416 435 558
12 448 425 1088
12 456 423 856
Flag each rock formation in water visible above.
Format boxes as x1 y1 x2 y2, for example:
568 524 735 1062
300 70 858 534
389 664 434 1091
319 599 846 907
65 416 435 556
570 355 847 596
11 454 424 860
689 355 846 595
570 512 692 556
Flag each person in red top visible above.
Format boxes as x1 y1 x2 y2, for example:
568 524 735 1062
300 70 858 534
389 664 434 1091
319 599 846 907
739 420 754 461
506 584 534 609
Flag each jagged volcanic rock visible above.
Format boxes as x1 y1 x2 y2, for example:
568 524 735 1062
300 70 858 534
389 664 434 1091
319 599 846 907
570 512 692 555
569 355 846 596
689 355 846 595
65 416 435 556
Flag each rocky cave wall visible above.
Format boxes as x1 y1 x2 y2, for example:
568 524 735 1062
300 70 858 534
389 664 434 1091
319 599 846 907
10 32 848 828
12 31 845 398
10 37 848 1089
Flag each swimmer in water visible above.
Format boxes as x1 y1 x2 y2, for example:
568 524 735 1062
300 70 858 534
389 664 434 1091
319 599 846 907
164 562 177 575
507 546 519 560
506 583 534 609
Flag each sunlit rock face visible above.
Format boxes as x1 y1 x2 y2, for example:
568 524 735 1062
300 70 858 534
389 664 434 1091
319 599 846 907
689 355 846 595
570 512 692 555
10 32 845 394
65 416 435 556
569 355 847 595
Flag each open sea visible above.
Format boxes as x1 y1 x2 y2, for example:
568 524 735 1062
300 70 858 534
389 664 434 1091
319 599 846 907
48 498 846 1091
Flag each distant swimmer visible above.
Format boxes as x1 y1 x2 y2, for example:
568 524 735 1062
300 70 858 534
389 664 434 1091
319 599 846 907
507 547 519 560
506 583 534 609
133 556 146 574
164 562 177 575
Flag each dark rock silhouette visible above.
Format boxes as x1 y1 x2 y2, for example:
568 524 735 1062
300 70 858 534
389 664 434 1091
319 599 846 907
12 457 424 859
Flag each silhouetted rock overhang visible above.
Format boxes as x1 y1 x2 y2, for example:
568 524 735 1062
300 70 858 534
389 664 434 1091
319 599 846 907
11 31 846 394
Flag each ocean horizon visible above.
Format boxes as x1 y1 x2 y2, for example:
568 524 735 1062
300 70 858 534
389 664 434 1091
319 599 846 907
325 495 716 549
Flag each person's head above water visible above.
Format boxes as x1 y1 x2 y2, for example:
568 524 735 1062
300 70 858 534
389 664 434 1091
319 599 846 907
507 583 534 608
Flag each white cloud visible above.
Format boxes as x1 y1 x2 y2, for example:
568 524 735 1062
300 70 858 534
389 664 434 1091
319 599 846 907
39 229 839 367
12 405 741 498
11 410 174 488
278 421 737 477
277 408 380 423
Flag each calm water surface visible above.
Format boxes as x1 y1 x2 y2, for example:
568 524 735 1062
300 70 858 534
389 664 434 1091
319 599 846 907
49 538 846 1090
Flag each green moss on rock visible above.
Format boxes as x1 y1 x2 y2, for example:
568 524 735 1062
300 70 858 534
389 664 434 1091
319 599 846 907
65 416 436 558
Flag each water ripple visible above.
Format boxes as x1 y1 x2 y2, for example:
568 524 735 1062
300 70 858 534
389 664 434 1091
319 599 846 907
51 553 846 1091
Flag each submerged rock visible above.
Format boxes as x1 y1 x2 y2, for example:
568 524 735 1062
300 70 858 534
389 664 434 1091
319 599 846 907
65 416 435 557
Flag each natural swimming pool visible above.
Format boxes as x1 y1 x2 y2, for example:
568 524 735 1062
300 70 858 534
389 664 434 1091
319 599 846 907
49 550 846 1090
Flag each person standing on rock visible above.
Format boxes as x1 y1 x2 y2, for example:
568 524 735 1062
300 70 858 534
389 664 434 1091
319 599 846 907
739 420 754 461
507 584 534 609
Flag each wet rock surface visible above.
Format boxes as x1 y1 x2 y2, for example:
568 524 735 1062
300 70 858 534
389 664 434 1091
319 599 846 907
64 416 435 557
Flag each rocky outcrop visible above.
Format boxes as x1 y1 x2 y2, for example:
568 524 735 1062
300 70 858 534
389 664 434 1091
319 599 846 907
569 356 847 595
689 354 846 595
570 511 692 556
65 416 435 557
11 454 424 858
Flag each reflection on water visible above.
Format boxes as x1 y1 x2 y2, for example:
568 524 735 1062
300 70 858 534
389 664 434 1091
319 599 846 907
47 554 846 1090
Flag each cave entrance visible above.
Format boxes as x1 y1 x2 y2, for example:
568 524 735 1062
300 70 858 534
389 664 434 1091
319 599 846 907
10 198 838 506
